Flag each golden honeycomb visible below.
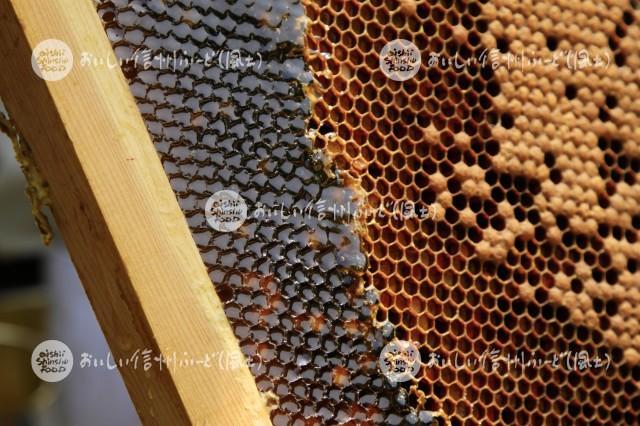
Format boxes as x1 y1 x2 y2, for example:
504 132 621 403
93 0 640 424
305 0 640 424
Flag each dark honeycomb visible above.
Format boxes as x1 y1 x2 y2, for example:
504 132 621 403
97 0 430 424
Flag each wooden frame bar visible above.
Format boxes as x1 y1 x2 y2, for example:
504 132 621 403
0 0 270 424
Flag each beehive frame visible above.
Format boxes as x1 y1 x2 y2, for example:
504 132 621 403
0 0 270 423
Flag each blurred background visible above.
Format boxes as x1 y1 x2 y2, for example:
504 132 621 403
0 115 139 425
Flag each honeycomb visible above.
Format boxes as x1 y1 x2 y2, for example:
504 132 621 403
305 0 640 424
94 0 640 424
97 0 425 424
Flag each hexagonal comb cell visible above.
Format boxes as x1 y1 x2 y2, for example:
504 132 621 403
98 0 640 424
